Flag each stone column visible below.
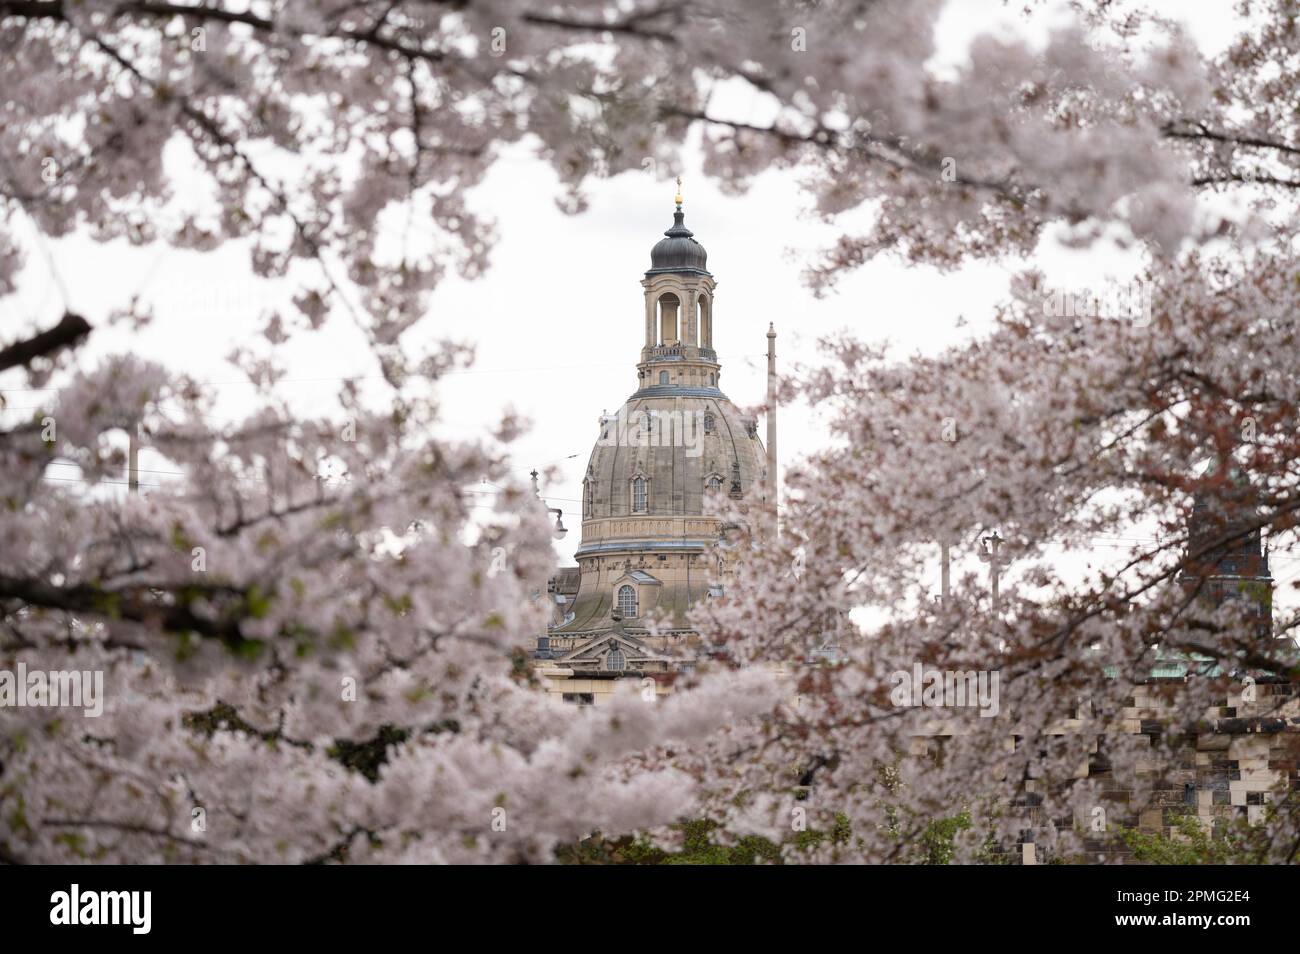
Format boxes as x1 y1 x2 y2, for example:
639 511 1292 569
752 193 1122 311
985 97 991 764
644 287 655 349
685 287 698 346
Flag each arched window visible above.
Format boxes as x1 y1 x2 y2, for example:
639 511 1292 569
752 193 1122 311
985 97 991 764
656 293 680 345
606 646 627 671
698 295 712 348
706 475 722 494
703 413 715 433
616 585 638 618
631 477 647 512
583 477 594 518
659 370 669 385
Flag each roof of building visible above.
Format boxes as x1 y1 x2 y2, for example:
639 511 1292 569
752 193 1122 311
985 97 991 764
584 395 765 523
647 207 709 276
549 566 581 597
623 570 660 584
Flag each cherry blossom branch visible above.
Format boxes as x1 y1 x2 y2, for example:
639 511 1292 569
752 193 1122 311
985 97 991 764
0 573 255 649
40 817 220 854
0 1 451 64
521 3 683 42
662 106 1033 207
1162 120 1300 159
0 311 90 372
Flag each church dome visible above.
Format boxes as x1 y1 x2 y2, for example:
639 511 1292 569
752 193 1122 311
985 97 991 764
583 394 765 525
541 192 773 647
554 391 766 636
648 209 709 275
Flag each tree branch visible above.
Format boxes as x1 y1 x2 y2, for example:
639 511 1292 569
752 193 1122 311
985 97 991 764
0 573 253 649
0 312 89 372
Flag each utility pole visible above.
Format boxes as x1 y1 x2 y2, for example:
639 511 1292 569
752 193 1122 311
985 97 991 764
128 424 139 494
978 531 1008 613
940 541 951 605
766 323 778 540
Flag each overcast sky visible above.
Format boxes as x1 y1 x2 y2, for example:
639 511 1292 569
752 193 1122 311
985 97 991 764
7 0 1288 605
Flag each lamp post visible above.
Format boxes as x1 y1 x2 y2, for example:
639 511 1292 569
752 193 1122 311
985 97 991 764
978 531 1008 614
530 469 567 539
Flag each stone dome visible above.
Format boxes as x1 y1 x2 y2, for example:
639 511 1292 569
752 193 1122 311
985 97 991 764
551 389 765 636
584 392 764 523
648 209 709 275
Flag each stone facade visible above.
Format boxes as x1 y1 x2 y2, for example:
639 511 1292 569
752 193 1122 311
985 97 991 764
1024 678 1299 862
1022 489 1293 861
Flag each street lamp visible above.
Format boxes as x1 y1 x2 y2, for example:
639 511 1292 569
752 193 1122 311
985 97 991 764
531 469 567 539
978 531 1008 613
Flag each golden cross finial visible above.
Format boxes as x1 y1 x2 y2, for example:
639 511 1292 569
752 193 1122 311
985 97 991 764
674 175 682 208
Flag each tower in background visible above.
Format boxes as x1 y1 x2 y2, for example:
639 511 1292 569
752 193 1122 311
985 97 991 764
1177 485 1273 640
535 189 771 704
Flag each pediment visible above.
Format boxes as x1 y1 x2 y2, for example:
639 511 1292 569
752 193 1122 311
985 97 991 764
614 569 661 587
557 631 665 664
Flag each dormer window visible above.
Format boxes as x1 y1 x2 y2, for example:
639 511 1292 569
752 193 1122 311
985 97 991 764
631 476 648 512
616 584 638 618
706 475 722 494
583 477 595 517
703 413 715 433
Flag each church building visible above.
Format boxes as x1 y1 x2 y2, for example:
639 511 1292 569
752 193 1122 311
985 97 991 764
533 186 777 704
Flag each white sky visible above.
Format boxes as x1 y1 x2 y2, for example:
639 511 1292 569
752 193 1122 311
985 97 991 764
7 0 1293 607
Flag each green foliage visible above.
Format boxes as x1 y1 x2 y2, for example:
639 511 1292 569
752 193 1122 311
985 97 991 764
917 811 972 865
558 814 851 865
325 724 411 782
243 584 273 619
184 703 411 782
1120 814 1259 864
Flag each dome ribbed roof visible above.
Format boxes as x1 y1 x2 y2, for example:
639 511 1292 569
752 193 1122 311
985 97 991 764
582 395 764 523
648 208 708 275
